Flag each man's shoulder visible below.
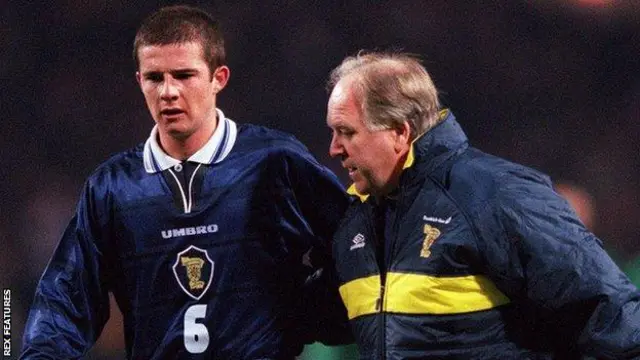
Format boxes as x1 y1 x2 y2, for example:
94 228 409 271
235 123 310 156
87 142 145 182
340 196 371 221
439 147 551 212
451 147 548 187
237 123 303 145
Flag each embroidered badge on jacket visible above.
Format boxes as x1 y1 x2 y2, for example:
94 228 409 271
420 224 441 258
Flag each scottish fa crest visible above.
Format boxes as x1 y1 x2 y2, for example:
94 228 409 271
420 224 441 258
173 245 214 300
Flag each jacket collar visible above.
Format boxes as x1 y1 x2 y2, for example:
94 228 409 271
406 109 468 173
347 109 468 202
143 108 238 173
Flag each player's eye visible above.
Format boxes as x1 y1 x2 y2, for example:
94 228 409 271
174 73 194 80
145 73 163 82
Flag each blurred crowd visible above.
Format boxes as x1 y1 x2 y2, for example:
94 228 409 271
2 1 639 358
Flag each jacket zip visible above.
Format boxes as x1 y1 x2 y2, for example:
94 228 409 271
376 283 386 360
379 185 406 360
369 203 388 360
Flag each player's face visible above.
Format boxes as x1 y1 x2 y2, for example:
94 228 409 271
327 78 408 196
136 42 229 142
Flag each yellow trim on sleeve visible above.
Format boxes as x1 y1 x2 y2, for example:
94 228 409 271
338 275 381 320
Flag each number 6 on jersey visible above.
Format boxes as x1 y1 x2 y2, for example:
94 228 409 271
184 304 209 353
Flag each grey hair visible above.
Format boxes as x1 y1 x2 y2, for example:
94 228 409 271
327 51 441 139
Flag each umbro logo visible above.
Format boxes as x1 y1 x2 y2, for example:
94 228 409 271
423 215 451 224
161 224 219 239
349 233 366 251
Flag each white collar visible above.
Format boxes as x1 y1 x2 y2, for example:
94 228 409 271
143 108 237 173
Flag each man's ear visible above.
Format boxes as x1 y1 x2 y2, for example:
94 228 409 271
212 66 230 93
135 71 142 88
394 121 412 153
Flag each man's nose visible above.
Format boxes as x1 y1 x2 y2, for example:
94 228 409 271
160 77 179 100
328 135 343 158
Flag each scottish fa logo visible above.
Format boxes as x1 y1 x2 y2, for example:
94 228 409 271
420 224 440 258
173 245 214 300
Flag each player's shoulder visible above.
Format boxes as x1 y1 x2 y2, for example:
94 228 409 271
86 142 145 183
235 123 310 156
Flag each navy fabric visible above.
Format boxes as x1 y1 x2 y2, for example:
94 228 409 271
21 123 352 359
333 111 640 359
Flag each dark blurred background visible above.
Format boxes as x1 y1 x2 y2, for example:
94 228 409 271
2 0 639 358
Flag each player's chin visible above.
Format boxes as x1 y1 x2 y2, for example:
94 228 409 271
164 125 194 140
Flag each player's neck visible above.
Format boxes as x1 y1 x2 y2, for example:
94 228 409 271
159 120 217 161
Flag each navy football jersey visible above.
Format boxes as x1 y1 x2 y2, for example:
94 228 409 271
21 111 351 359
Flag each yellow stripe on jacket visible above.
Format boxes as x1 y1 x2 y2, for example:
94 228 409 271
339 273 510 320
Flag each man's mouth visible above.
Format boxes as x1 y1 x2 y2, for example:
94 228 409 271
161 108 184 116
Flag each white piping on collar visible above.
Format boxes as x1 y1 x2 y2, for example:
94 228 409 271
143 108 237 173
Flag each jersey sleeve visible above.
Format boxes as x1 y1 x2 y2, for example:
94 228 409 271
285 146 351 243
279 142 354 346
481 170 640 359
20 181 111 359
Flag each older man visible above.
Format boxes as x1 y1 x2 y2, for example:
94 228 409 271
326 51 640 359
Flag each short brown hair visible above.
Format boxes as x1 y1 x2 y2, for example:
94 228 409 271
133 5 225 74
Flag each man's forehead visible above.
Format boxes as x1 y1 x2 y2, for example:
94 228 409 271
329 77 356 103
139 40 202 51
327 100 363 128
330 84 360 118
138 42 207 71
